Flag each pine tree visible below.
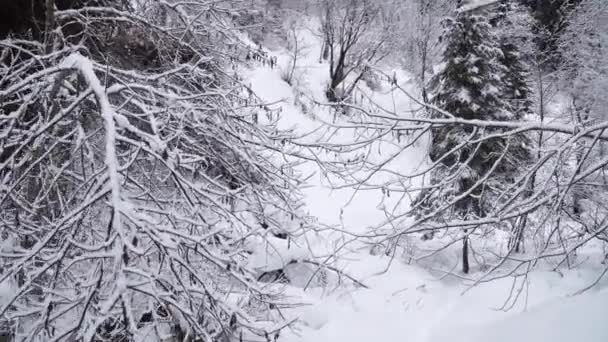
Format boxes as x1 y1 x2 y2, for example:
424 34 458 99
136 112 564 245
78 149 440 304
430 13 510 121
491 0 536 252
519 0 582 68
494 0 534 118
411 10 531 273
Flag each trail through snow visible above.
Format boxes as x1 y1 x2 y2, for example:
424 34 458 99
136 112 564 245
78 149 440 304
241 19 608 342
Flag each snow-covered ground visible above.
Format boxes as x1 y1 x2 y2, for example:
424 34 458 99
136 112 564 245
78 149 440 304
240 18 608 342
243 20 423 232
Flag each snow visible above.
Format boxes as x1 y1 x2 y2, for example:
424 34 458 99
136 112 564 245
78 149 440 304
242 19 424 233
277 257 608 342
239 15 607 342
457 88 472 103
460 0 501 12
273 251 608 342
446 288 608 342
247 235 312 272
2 4 605 342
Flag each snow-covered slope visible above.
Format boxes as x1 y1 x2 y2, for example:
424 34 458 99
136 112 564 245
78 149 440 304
243 19 424 232
240 18 608 342
281 260 608 342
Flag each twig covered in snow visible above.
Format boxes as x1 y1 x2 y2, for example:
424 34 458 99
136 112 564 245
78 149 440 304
0 1 312 340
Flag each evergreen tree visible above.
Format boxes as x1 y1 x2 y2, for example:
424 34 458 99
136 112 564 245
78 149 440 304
519 0 582 68
411 10 531 273
494 0 534 118
492 0 536 251
430 13 510 121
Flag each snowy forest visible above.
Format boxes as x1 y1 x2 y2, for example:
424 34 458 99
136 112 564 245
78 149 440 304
0 0 607 341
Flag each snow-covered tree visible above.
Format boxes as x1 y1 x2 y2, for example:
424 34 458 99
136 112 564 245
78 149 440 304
558 0 608 122
487 1 536 251
393 0 452 102
519 0 582 68
320 0 390 102
555 0 608 222
411 9 532 273
493 0 534 118
0 1 306 340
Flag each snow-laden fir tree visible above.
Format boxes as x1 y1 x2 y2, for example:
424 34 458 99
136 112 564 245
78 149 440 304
490 0 536 251
411 8 531 273
493 0 534 118
519 0 582 69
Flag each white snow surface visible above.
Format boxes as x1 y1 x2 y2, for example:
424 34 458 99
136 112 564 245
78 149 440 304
243 22 424 233
460 0 501 12
240 18 607 342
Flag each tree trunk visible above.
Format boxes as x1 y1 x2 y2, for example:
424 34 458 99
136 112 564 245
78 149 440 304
571 98 589 217
45 0 55 53
322 38 330 61
288 27 298 84
327 54 346 102
420 39 429 104
462 231 470 274
510 215 527 253
510 61 545 252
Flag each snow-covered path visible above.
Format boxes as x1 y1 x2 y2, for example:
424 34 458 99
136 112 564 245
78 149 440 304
241 20 608 342
283 260 608 342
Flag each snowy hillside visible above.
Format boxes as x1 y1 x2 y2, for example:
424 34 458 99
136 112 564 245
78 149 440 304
239 18 608 342
243 20 423 232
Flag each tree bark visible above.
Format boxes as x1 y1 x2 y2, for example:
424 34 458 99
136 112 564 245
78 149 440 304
45 0 55 53
462 230 470 274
